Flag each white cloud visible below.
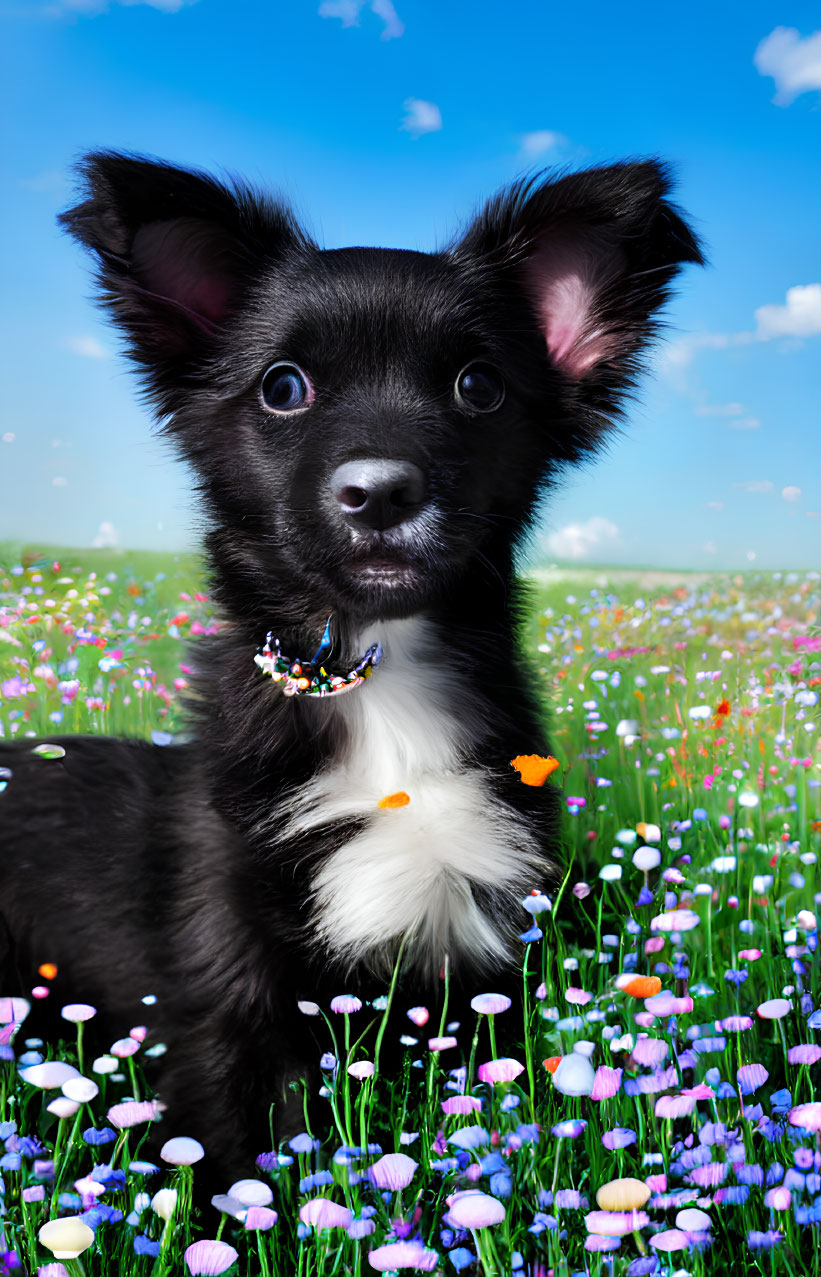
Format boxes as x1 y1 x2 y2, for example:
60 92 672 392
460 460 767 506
2 432 15 443
65 335 108 359
52 476 68 487
754 284 821 339
92 521 120 548
47 0 197 12
665 282 821 368
728 417 760 430
703 541 718 554
734 480 774 494
318 0 404 38
547 515 619 561
746 550 757 561
696 402 744 417
754 27 821 105
782 485 802 503
520 130 568 157
705 501 724 511
400 98 442 138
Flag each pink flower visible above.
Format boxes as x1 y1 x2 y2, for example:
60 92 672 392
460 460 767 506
366 1154 418 1191
788 1102 821 1131
655 1094 696 1119
591 1066 623 1101
565 988 592 1006
477 1058 524 1084
367 1242 439 1271
347 1061 375 1081
427 1036 458 1052
764 1187 791 1211
244 1207 278 1230
788 1044 821 1066
299 1198 354 1229
184 1240 238 1275
650 1229 688 1252
470 993 511 1015
631 1038 669 1068
441 1096 482 1116
106 1101 159 1129
584 1210 649 1236
445 1191 505 1229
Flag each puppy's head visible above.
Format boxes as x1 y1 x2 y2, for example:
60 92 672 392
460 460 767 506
61 154 702 627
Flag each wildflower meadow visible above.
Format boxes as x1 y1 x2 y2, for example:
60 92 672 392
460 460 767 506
0 545 819 1277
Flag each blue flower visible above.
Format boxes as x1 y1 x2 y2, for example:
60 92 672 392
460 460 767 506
83 1127 116 1146
636 886 654 907
489 1172 513 1199
724 968 749 985
134 1235 162 1257
449 1248 475 1271
518 925 543 943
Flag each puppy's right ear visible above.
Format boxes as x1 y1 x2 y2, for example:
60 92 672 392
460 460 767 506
59 151 308 411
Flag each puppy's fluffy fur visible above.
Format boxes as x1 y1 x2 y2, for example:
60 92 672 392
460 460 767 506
0 154 701 1187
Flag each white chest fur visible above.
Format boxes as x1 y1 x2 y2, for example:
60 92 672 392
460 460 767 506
275 616 545 981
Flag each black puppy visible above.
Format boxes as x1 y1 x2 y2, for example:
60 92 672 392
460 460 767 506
0 153 701 1188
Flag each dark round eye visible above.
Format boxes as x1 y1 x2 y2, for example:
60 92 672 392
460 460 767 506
455 362 505 414
260 362 313 413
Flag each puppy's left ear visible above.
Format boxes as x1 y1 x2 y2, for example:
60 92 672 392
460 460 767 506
453 160 703 437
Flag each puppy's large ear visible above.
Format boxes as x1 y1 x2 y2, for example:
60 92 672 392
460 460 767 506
452 160 703 446
59 151 309 412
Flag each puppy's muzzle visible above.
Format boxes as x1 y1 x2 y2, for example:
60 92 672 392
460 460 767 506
331 459 426 533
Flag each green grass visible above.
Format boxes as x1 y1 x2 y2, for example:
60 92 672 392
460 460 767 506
1 548 819 1276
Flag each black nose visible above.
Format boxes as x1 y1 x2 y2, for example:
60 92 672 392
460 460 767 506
331 459 426 531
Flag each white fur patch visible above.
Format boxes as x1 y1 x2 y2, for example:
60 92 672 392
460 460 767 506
275 617 545 981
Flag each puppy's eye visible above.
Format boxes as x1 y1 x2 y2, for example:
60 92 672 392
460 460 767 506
260 362 313 413
455 363 505 414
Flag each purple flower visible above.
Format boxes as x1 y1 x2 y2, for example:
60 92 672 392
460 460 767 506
724 969 748 985
367 1242 439 1271
550 1119 587 1139
366 1154 417 1191
446 1191 505 1229
721 1015 753 1032
330 995 362 1014
788 1044 821 1065
747 1230 783 1251
602 1127 636 1150
737 1063 768 1094
470 994 511 1015
184 1240 239 1275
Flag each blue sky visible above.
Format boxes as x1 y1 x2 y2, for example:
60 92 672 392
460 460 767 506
1 0 819 569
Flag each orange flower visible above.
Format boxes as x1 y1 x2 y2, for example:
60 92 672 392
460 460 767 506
543 1056 562 1074
378 791 411 810
38 962 58 980
621 975 661 999
510 755 560 787
716 698 731 716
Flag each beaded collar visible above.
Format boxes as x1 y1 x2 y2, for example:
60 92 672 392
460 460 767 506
254 615 382 697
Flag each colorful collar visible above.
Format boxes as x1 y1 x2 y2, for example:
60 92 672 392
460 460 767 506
254 615 382 697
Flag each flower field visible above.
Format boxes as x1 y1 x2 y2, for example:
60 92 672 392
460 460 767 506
0 546 820 1276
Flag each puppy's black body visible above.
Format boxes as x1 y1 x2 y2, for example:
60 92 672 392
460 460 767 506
0 154 701 1188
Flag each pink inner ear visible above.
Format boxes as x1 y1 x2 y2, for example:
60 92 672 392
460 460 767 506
528 231 624 378
132 218 237 329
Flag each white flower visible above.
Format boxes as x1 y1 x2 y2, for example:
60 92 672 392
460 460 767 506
552 1052 595 1096
47 1097 80 1119
62 1077 99 1104
151 1188 178 1221
161 1136 205 1166
91 1055 118 1075
39 1217 95 1259
227 1179 274 1207
20 1061 80 1090
633 846 661 871
60 1003 97 1023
